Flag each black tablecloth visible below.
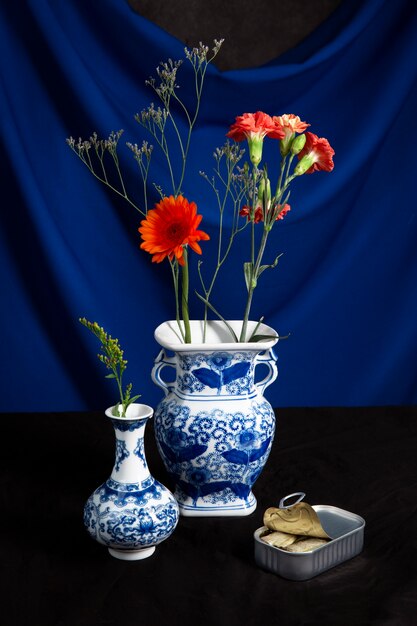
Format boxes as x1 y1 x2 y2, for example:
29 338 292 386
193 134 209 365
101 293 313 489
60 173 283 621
2 406 417 625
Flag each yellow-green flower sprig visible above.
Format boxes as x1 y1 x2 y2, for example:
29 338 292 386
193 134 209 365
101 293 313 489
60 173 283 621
79 318 140 417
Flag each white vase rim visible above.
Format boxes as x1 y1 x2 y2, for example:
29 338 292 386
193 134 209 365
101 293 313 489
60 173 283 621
154 320 279 352
105 403 154 421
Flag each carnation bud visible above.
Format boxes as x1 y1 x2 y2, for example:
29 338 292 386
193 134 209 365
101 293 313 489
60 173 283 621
280 133 294 157
291 133 306 155
258 176 271 204
294 153 314 176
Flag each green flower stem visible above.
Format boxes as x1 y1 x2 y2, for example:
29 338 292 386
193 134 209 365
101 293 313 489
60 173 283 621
251 166 259 265
239 228 269 342
275 154 287 198
111 150 128 198
239 157 301 342
169 258 186 342
115 375 126 415
240 160 300 341
200 217 243 342
171 99 195 196
160 133 177 195
200 172 230 338
198 146 248 342
181 247 192 343
137 157 151 214
176 65 207 193
285 154 295 185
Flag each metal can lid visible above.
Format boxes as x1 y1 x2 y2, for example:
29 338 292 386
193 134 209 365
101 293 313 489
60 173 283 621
279 492 306 509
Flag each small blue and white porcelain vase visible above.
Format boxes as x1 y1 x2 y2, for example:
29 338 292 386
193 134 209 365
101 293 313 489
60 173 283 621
84 403 179 560
152 320 278 517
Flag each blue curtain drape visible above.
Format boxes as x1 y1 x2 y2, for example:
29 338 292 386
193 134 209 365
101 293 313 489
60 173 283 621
1 0 416 412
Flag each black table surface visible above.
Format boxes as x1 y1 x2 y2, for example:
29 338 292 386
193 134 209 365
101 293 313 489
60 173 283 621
2 406 417 626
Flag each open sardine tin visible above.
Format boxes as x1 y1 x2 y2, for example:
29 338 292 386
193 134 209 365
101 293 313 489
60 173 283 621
254 499 365 581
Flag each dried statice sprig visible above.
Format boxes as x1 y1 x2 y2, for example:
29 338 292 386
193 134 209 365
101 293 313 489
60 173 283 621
68 39 223 217
135 39 224 198
184 39 224 68
79 318 140 417
126 140 153 161
135 103 168 131
203 141 249 211
126 140 153 212
134 104 169 177
146 58 183 106
153 183 166 199
66 131 144 216
67 130 124 157
213 141 245 166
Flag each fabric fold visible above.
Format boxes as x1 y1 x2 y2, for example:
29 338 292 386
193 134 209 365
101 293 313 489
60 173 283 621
1 0 416 411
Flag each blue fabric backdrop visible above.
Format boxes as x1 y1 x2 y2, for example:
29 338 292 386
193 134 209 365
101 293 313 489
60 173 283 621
1 0 417 412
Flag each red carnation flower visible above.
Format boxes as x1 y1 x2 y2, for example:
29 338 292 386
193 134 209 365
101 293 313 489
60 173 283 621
240 203 291 224
239 205 263 223
227 111 285 166
273 114 310 137
227 111 284 142
296 132 335 175
276 203 291 220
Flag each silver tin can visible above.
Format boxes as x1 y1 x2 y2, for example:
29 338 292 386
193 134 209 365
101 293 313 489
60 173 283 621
254 504 365 581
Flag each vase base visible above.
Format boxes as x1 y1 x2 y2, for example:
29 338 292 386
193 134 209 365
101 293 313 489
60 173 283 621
178 493 257 517
108 546 156 561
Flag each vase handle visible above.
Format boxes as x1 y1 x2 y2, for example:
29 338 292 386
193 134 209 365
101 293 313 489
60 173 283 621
151 349 177 396
254 348 278 393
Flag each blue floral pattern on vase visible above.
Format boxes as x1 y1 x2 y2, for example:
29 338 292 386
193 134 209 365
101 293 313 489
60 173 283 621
84 498 178 549
84 408 179 557
177 351 254 396
114 439 129 472
152 333 278 516
154 397 275 512
133 439 145 466
111 418 143 432
84 479 179 549
96 477 163 507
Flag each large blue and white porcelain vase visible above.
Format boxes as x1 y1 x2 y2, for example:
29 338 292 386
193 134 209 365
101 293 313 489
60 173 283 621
152 320 278 517
84 403 179 560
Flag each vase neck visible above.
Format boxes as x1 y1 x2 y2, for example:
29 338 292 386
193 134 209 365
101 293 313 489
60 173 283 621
110 417 150 483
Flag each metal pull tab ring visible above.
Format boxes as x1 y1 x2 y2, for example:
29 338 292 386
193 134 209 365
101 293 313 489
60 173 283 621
279 492 306 509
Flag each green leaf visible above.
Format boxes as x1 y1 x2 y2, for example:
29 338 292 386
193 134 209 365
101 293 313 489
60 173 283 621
105 373 116 379
249 334 279 343
248 316 264 341
112 403 122 417
243 262 253 292
128 395 141 404
195 292 239 342
256 253 283 280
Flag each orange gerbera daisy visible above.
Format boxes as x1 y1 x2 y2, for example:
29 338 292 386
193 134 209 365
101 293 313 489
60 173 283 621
138 195 210 266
